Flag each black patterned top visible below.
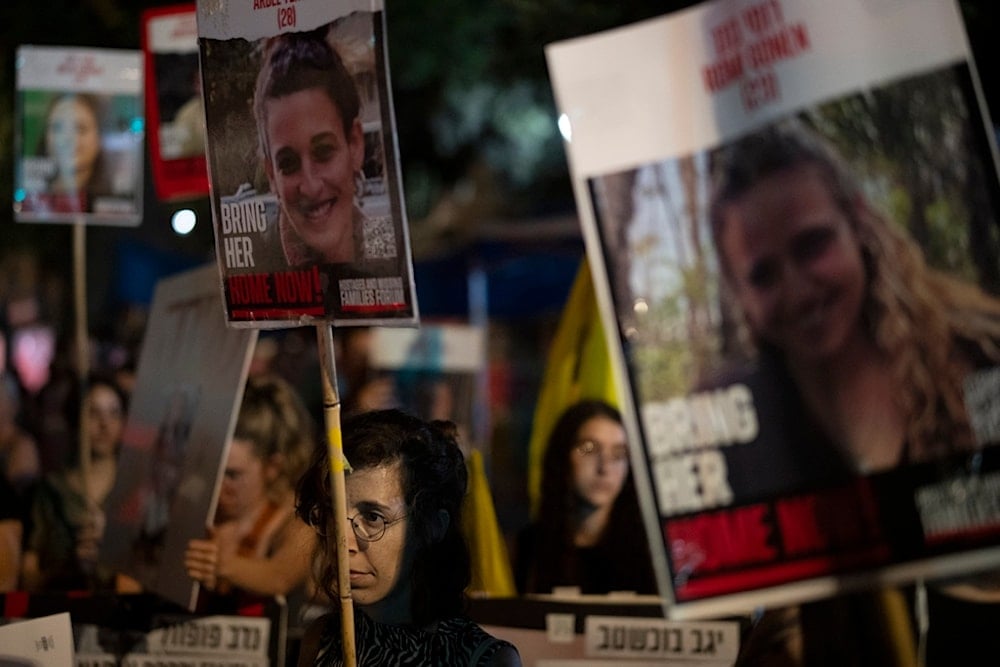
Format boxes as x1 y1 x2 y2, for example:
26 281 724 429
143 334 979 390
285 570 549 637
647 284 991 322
311 609 516 666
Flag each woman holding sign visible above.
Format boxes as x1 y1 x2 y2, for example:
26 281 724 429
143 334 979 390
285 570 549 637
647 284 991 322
296 409 520 666
184 375 319 622
253 27 394 267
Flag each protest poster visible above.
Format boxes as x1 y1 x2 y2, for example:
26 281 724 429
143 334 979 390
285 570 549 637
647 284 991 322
0 613 73 667
73 615 274 667
196 0 418 328
546 0 1000 618
101 264 258 610
13 45 144 226
142 3 211 201
1 592 285 667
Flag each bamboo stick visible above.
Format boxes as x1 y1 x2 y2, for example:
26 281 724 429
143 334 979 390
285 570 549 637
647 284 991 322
316 324 356 667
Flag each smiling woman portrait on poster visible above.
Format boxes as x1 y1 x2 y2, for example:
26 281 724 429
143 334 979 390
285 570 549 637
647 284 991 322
251 24 396 269
709 120 1000 476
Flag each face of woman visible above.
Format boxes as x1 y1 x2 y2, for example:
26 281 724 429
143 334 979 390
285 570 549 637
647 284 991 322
264 87 365 263
718 164 867 366
216 438 271 522
341 462 413 611
46 97 101 189
570 415 630 510
85 384 124 458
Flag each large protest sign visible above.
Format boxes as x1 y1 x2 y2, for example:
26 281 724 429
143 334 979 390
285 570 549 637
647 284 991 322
142 3 211 201
13 45 144 226
547 0 1000 618
197 0 418 327
101 264 258 610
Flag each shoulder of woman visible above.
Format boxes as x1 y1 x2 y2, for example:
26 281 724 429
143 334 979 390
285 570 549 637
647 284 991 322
450 619 521 667
483 643 522 667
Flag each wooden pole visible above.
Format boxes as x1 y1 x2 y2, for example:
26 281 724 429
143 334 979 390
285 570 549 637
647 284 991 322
316 323 356 667
73 222 92 503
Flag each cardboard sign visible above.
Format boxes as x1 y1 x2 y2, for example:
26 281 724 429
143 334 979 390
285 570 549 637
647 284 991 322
197 0 418 327
547 0 1000 618
14 46 144 226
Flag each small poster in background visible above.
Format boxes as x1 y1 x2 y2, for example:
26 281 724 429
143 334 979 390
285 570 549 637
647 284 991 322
101 263 258 610
13 45 144 226
142 3 211 201
197 0 418 328
370 323 487 451
547 0 1000 618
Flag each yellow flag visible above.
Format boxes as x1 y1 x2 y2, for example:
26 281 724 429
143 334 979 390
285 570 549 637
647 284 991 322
527 259 620 517
463 448 517 597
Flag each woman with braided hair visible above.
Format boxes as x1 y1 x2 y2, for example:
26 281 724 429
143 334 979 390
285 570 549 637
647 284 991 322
710 120 1000 474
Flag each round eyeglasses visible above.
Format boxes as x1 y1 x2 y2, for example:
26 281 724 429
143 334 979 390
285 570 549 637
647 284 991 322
309 506 407 542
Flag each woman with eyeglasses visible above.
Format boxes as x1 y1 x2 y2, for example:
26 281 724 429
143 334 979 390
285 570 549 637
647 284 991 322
296 409 521 666
515 399 658 596
184 374 318 620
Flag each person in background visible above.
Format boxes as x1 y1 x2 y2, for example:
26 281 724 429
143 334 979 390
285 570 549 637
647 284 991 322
252 26 393 267
296 409 521 666
20 373 127 591
338 327 397 417
515 399 657 596
184 374 319 620
0 370 41 497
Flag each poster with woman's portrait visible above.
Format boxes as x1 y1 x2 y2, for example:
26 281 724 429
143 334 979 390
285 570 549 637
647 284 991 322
196 0 418 328
13 46 144 227
101 264 257 610
547 0 1000 618
142 3 211 201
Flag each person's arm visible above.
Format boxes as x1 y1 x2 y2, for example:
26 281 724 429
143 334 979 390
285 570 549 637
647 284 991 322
7 434 41 489
0 519 22 591
220 517 315 595
187 517 317 597
19 550 41 591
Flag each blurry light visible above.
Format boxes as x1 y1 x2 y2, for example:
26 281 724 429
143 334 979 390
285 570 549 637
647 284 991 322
557 113 572 142
633 298 649 315
131 117 145 133
14 189 25 202
171 208 197 235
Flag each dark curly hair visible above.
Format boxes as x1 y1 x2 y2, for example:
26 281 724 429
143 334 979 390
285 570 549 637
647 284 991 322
296 408 471 625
